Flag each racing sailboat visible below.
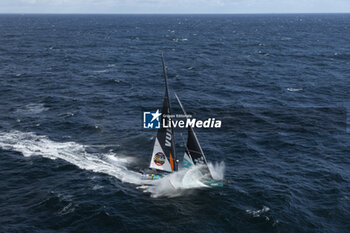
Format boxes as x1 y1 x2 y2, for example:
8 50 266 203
143 54 177 179
143 55 222 187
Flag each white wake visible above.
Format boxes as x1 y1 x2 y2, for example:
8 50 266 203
0 130 142 184
0 130 225 197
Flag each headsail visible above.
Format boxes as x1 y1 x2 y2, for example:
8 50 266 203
174 93 212 179
149 54 177 172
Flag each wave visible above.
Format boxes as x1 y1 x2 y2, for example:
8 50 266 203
93 69 109 73
15 103 49 115
172 38 188 42
287 87 303 92
0 131 225 198
246 206 270 217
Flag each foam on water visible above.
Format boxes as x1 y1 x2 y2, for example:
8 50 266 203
287 87 303 92
246 206 270 217
0 131 225 198
141 166 210 198
16 103 49 115
0 130 143 185
141 163 226 198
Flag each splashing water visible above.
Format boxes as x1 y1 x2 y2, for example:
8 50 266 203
140 165 211 198
0 131 225 197
208 161 225 180
0 130 143 184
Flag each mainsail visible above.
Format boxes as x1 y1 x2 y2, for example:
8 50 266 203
149 55 177 173
174 94 213 179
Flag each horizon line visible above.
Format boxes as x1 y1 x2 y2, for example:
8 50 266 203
0 12 350 15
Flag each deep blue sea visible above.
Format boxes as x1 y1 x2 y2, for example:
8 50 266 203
0 14 350 233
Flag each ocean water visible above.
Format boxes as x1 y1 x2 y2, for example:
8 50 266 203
0 14 350 233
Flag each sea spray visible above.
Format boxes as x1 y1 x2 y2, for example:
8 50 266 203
0 130 225 198
207 161 225 180
141 165 209 198
142 163 225 198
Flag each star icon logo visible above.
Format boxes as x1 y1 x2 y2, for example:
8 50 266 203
151 109 162 122
143 109 162 129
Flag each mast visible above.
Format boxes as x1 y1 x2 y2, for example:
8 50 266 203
161 53 169 97
161 53 177 171
148 54 177 172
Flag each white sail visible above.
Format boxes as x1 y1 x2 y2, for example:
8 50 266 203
149 138 172 172
182 152 194 168
148 54 177 173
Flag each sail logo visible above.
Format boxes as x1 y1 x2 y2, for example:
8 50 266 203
154 152 165 166
165 128 172 147
143 110 161 129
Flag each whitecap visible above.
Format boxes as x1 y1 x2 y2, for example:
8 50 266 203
287 88 303 92
281 37 292 41
58 203 76 215
93 69 109 73
172 38 188 42
16 103 49 115
246 206 270 217
92 184 104 190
